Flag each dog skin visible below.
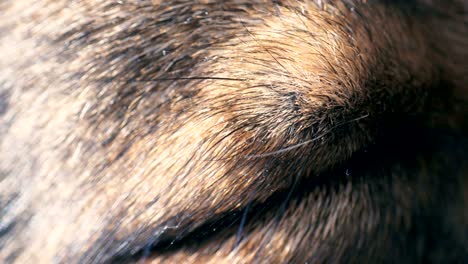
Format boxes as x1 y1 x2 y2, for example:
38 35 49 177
0 0 467 263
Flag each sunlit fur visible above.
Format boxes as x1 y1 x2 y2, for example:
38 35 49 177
0 0 467 263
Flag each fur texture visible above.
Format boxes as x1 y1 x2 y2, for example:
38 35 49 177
0 0 467 263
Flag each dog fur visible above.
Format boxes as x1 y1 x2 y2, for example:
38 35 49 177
0 0 467 263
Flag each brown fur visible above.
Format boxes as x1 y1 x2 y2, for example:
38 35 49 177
0 0 467 263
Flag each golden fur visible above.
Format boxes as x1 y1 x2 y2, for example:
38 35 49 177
0 0 467 263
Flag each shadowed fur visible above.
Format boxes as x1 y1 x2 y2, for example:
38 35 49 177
0 0 467 263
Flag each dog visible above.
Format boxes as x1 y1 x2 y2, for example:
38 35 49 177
0 0 467 263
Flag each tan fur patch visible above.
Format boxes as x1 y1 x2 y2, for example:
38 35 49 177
0 0 467 263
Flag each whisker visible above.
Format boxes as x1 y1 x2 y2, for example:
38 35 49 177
239 19 291 75
115 77 247 82
233 201 251 250
247 114 369 158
